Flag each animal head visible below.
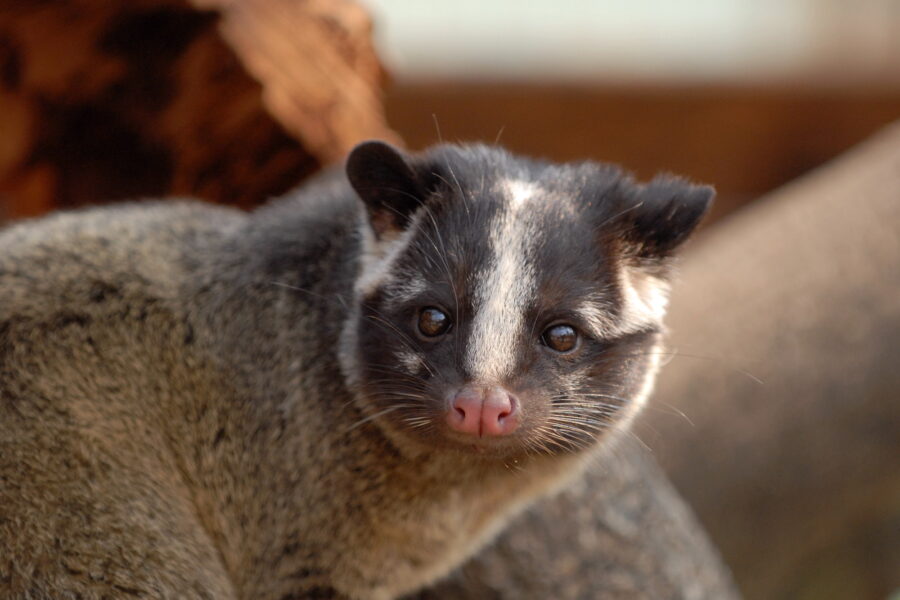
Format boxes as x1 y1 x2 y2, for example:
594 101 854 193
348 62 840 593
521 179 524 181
342 140 712 461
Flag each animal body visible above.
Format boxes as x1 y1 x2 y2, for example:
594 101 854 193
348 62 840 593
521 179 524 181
0 141 712 599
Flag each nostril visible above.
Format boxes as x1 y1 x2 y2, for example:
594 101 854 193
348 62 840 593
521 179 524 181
447 390 484 435
481 390 519 436
496 396 514 420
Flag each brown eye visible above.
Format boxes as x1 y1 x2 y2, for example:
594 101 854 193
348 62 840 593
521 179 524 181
542 324 578 353
418 307 451 337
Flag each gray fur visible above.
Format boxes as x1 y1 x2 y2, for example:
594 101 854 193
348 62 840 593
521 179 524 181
0 143 711 599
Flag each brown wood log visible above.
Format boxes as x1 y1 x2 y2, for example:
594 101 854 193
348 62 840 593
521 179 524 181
386 82 900 226
0 0 399 220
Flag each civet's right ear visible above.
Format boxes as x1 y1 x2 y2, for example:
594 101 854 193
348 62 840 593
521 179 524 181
612 174 714 261
346 141 430 238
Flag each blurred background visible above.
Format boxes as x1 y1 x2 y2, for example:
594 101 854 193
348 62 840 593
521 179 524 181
1 0 899 224
369 0 900 223
0 1 898 599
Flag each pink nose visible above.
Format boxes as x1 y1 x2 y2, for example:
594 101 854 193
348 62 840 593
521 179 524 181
446 386 520 437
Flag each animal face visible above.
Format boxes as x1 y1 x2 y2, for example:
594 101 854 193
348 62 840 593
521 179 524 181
344 141 711 460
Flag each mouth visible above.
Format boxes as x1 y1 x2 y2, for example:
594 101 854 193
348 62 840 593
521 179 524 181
448 432 516 450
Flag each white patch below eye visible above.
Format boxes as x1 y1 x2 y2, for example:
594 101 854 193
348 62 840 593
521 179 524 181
397 351 424 374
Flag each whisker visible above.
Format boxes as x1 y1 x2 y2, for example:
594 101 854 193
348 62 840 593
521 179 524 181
270 281 349 309
431 113 444 143
493 125 506 146
343 404 418 434
364 314 437 377
611 348 764 386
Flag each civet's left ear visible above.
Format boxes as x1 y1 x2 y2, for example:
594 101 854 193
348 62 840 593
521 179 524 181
619 174 714 260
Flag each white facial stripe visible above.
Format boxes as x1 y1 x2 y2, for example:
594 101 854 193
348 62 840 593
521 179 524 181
616 268 670 336
506 179 538 210
466 179 541 382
